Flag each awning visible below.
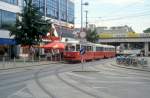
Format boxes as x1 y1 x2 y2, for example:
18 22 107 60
0 38 16 45
41 41 65 49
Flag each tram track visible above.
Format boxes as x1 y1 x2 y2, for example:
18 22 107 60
33 60 111 98
51 59 116 98
34 70 57 98
0 58 118 98
0 58 126 88
33 63 83 98
0 58 149 98
0 63 69 88
55 72 100 98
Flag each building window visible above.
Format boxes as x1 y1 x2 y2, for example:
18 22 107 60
67 1 74 23
0 0 18 5
32 0 74 23
46 0 58 19
32 0 45 15
60 0 67 21
0 11 1 28
0 10 16 29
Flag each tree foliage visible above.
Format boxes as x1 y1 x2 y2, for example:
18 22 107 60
143 28 150 33
10 0 51 46
86 29 99 43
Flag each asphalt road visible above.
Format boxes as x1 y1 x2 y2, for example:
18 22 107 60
0 58 150 98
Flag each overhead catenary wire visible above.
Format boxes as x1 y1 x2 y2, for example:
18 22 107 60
74 13 150 24
102 8 150 19
75 9 150 20
102 12 150 21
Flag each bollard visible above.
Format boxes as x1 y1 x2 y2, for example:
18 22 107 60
24 57 26 64
32 56 34 63
59 54 61 61
2 57 5 69
38 56 41 62
13 57 16 67
55 54 56 61
51 55 52 61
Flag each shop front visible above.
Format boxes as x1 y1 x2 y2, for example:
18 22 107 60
0 38 16 60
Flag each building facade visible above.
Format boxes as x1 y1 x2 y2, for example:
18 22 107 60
97 25 150 56
32 0 75 38
0 0 22 59
96 25 134 34
0 0 75 58
32 0 74 25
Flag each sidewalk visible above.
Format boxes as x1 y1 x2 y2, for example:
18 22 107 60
0 58 64 70
111 57 150 72
0 60 67 75
0 61 50 70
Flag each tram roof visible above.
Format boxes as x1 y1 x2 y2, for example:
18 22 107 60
102 45 115 48
94 43 115 48
65 40 115 48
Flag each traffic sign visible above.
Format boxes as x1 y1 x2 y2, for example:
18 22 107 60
80 47 86 55
80 32 86 38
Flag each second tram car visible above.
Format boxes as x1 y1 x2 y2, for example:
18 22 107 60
63 41 116 62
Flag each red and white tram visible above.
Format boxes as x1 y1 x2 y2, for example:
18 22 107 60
63 41 116 62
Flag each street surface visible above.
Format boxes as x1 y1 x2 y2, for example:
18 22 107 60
0 58 150 98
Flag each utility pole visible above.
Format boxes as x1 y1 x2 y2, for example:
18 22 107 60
81 0 89 32
44 0 47 21
81 0 83 32
85 10 88 31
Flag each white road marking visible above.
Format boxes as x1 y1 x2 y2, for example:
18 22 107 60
7 87 33 98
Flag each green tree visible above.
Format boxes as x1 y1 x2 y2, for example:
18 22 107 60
10 0 51 46
143 28 150 33
86 29 99 43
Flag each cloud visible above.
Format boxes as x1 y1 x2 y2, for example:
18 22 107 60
73 0 144 5
97 0 144 5
71 0 80 3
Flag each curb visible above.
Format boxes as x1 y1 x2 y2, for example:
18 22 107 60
72 71 100 72
0 63 49 71
0 61 62 71
111 63 150 72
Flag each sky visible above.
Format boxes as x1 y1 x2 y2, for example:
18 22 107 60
73 0 150 33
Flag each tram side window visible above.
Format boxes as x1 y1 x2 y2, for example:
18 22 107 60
87 46 92 51
100 47 103 51
110 48 112 51
112 48 115 51
76 44 80 51
96 47 103 51
89 46 93 51
65 46 69 51
109 48 113 51
110 48 113 51
96 47 99 51
70 46 75 51
65 45 75 51
91 46 93 51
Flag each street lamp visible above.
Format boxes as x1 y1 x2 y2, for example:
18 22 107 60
81 0 89 32
85 10 88 31
44 0 47 21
